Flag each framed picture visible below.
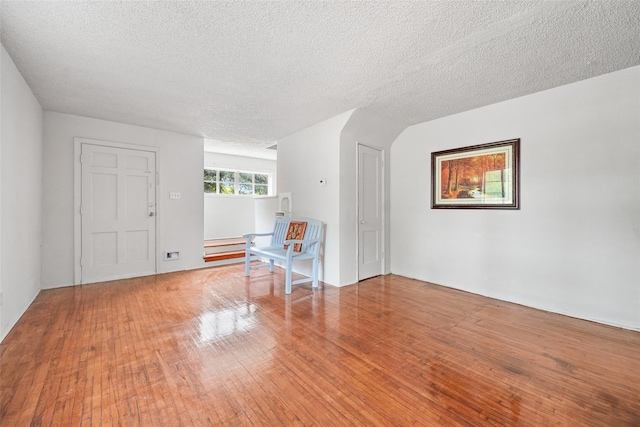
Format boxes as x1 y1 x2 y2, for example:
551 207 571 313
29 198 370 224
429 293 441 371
431 139 520 209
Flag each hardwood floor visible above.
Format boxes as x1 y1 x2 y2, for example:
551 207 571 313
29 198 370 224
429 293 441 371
1 266 639 426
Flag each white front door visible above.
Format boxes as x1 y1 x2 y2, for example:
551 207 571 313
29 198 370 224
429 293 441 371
358 144 383 281
80 143 157 283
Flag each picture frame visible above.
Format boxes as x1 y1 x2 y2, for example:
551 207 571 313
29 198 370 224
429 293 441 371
431 138 520 209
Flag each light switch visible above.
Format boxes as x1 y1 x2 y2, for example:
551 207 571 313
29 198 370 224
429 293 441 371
170 192 181 199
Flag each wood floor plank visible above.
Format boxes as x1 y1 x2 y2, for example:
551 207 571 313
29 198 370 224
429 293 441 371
1 266 640 426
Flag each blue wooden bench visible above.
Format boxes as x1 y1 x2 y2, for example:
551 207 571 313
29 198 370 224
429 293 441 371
243 217 323 294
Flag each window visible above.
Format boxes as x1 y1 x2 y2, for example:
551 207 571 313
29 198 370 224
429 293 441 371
204 169 217 193
219 171 235 194
204 169 271 196
254 173 269 195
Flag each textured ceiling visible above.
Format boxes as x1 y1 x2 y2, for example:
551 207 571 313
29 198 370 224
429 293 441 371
2 1 639 158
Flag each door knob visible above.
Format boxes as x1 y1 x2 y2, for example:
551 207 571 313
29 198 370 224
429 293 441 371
360 220 365 224
149 212 155 217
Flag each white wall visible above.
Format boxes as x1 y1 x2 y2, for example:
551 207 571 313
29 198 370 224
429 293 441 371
340 109 405 285
1 45 44 340
277 110 353 286
203 151 276 239
254 196 279 247
42 112 205 289
391 66 640 330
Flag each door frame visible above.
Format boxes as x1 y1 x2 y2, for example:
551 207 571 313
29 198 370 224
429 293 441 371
73 137 161 284
356 143 385 281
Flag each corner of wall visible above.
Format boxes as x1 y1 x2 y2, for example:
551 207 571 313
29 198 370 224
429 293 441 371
1 44 45 342
276 110 355 286
338 109 407 285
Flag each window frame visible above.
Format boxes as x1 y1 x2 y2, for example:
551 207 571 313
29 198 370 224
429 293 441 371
204 168 272 196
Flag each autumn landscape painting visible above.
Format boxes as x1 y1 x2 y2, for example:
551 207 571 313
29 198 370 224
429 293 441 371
431 139 520 209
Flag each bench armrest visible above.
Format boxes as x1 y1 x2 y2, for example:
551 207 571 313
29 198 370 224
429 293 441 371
243 232 274 238
284 238 321 256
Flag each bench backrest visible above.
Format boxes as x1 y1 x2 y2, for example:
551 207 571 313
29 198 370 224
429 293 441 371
271 217 323 253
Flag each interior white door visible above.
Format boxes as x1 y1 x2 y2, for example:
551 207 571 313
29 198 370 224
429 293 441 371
358 144 383 281
80 144 156 283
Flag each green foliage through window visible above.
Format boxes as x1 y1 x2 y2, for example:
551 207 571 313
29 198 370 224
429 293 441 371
204 170 217 193
204 169 271 196
219 171 235 194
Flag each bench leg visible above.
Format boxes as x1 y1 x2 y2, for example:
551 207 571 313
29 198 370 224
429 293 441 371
244 238 252 276
269 259 274 273
312 257 319 288
285 261 293 294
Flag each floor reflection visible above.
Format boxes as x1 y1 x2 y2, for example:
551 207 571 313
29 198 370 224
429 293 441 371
198 303 257 343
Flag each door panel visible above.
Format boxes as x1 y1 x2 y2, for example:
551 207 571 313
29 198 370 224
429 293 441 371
362 230 379 264
126 230 149 261
358 144 383 281
81 144 156 283
91 232 117 266
126 175 150 219
91 173 117 221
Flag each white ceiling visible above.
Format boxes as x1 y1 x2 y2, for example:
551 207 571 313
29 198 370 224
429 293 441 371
2 1 639 159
